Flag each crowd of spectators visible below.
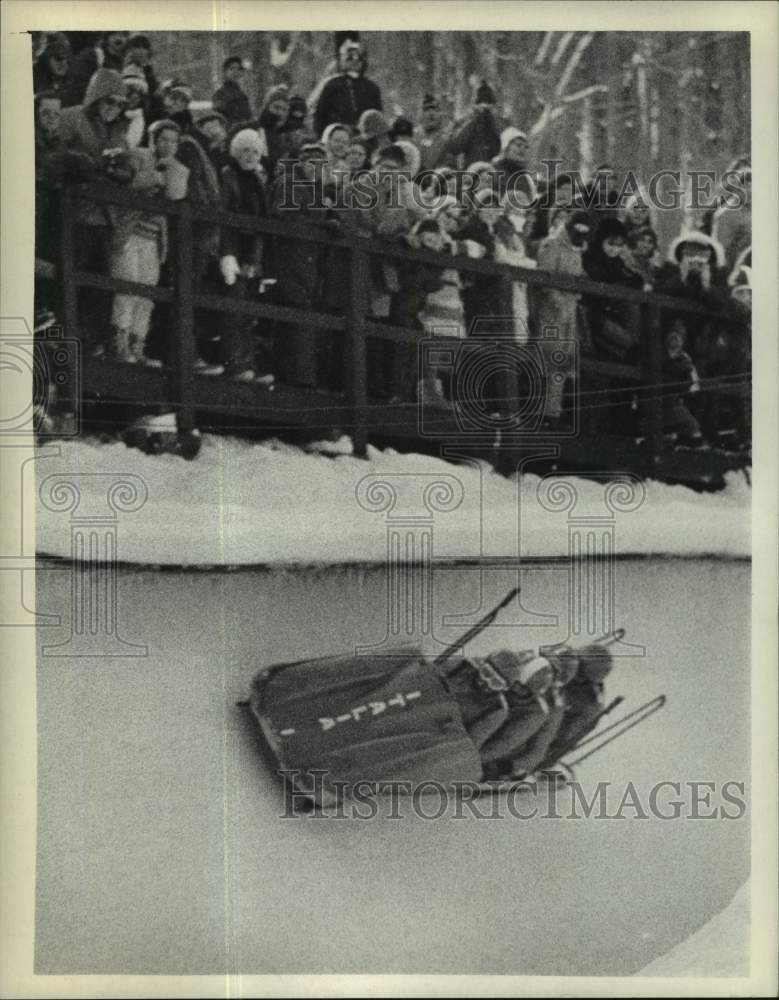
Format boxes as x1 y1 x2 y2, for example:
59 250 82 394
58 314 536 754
33 30 751 449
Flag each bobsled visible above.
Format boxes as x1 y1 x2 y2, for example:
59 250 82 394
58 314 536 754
239 588 666 807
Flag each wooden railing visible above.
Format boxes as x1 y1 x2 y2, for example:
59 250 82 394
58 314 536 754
38 180 749 468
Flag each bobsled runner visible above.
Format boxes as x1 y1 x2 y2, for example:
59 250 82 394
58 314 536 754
239 588 666 807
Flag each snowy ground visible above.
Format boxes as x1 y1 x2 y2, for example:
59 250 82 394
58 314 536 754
637 881 750 977
35 436 751 566
34 560 750 976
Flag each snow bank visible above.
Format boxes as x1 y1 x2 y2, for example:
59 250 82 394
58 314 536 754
35 436 750 566
637 882 750 977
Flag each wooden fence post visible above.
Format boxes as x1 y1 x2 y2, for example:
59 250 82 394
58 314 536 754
346 244 369 458
171 202 195 433
641 302 664 468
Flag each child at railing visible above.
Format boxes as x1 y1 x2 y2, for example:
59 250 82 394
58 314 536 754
108 120 189 366
661 320 704 447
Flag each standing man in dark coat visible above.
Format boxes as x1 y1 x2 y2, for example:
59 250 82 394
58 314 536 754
212 56 253 126
314 32 383 136
443 81 506 169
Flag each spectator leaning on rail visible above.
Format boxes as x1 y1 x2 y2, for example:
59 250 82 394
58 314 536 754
120 64 148 148
212 56 253 125
314 32 383 136
108 121 189 366
533 208 591 423
34 91 93 260
216 129 271 383
59 68 130 350
62 31 128 107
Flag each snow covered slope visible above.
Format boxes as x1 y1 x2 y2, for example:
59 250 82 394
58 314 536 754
637 881 750 977
35 436 750 566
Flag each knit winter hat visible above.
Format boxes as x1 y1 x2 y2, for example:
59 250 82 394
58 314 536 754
500 126 528 153
475 80 496 105
544 646 579 685
389 116 414 140
375 143 407 168
358 108 390 141
197 109 228 129
515 656 554 695
321 122 351 146
668 230 726 268
229 128 266 159
122 64 149 94
299 141 327 159
577 644 613 683
163 78 193 103
148 118 181 138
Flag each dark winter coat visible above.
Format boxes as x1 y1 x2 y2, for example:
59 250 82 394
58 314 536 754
174 132 221 260
35 129 94 258
212 79 252 125
479 689 551 766
314 73 383 135
491 156 537 202
655 265 733 372
538 677 605 769
509 702 567 777
267 163 333 307
390 251 447 331
33 47 72 97
59 69 130 228
582 220 643 362
443 110 506 168
219 161 266 269
61 44 123 108
455 215 513 337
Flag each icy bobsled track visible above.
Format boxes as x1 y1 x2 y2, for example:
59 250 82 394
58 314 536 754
35 558 750 976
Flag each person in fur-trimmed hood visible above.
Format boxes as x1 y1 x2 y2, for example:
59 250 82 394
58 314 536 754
314 32 383 136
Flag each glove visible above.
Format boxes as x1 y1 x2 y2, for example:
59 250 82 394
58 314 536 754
220 255 240 286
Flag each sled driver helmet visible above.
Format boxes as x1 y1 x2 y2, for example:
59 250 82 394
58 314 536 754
578 644 613 683
545 646 579 685
515 656 554 696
